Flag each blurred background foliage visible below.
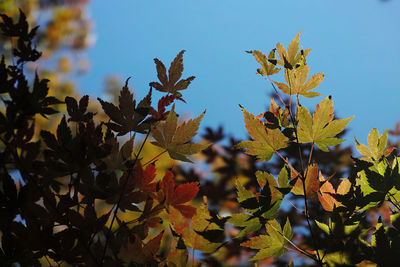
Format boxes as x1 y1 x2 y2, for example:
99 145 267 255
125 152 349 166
0 0 123 133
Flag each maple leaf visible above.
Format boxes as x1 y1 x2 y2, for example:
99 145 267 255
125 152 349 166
265 98 291 129
355 158 400 211
227 213 262 239
247 49 281 76
117 231 164 264
158 170 199 218
291 163 319 196
241 218 293 261
65 95 94 122
166 249 188 267
118 161 157 197
316 219 358 238
355 128 395 162
149 94 182 121
150 104 210 162
297 96 354 151
102 135 135 173
237 106 288 161
149 50 195 96
275 31 312 69
273 65 324 98
98 78 152 136
138 163 158 195
168 201 223 253
233 174 283 223
12 73 62 118
318 172 351 212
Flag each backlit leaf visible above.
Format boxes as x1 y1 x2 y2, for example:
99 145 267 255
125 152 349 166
297 97 354 151
151 105 209 162
318 172 351 211
241 219 292 261
150 50 195 96
227 214 262 239
275 31 312 69
169 201 223 253
159 170 199 218
291 163 319 196
355 128 394 162
237 106 288 161
248 49 281 76
273 65 323 98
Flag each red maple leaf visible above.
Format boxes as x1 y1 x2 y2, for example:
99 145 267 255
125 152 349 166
138 163 157 195
158 170 199 218
118 162 157 196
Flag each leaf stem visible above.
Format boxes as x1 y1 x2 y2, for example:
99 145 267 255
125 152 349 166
275 150 300 177
266 75 286 107
143 150 167 167
284 197 304 214
308 143 314 166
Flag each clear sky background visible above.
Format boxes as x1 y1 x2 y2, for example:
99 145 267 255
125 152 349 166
78 0 400 147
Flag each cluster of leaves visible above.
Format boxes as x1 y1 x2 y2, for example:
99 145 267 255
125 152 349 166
159 32 400 266
2 9 400 267
0 11 217 266
221 32 400 266
0 1 94 134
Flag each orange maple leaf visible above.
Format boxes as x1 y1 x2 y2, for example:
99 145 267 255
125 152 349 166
318 172 351 212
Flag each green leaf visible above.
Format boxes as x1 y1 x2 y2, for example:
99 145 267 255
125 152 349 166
297 97 353 151
322 252 350 266
316 220 330 235
282 218 293 240
237 106 288 161
355 128 392 162
255 171 283 219
227 214 262 239
241 219 292 261
278 165 292 193
234 179 257 212
250 245 283 261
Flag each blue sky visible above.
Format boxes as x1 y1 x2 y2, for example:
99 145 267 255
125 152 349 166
78 0 400 147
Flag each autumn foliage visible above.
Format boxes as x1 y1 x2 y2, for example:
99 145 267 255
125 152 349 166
2 10 400 267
